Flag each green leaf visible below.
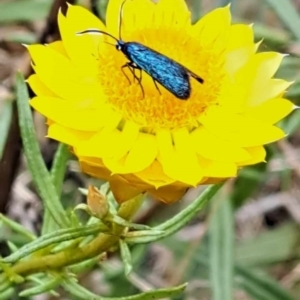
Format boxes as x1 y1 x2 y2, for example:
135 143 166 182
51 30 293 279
0 99 13 160
0 214 35 241
27 275 60 297
15 72 69 229
236 265 295 300
42 143 71 234
264 0 300 41
6 241 18 253
19 276 61 297
236 223 300 266
0 0 51 23
209 198 234 300
119 240 132 276
63 278 187 300
126 184 223 244
3 223 106 264
0 287 14 300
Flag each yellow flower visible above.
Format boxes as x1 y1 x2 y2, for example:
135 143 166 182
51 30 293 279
27 0 294 203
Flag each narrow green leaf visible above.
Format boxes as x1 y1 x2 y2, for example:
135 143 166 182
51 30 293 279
42 143 71 234
0 0 51 23
51 143 70 192
6 241 18 253
19 276 61 297
27 275 60 297
209 198 234 300
119 240 132 276
236 223 300 266
0 214 35 241
0 99 13 160
63 279 187 300
194 253 294 300
70 257 100 273
108 215 151 230
127 184 223 244
264 0 300 41
3 223 106 264
0 278 11 293
15 72 69 228
0 287 14 300
236 265 295 300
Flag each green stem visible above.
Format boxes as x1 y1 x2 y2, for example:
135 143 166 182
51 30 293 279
10 195 144 277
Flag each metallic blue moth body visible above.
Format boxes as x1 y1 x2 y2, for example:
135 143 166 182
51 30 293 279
76 0 204 100
77 15 204 100
120 41 204 100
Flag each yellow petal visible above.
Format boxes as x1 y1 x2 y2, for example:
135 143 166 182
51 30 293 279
238 52 285 82
225 45 256 76
76 129 120 158
80 159 111 180
48 123 93 146
199 107 286 147
238 146 266 166
30 96 109 131
198 156 237 178
103 133 157 174
135 160 175 188
227 24 254 50
109 175 145 203
27 44 102 101
234 52 290 107
156 128 204 186
247 79 292 107
148 184 187 204
112 121 140 160
47 41 68 56
191 126 251 162
154 0 190 29
191 6 231 48
27 74 56 97
66 4 105 31
118 0 155 35
76 112 124 158
58 7 105 75
243 98 295 124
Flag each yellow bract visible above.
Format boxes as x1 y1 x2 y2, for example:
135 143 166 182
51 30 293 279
27 0 295 203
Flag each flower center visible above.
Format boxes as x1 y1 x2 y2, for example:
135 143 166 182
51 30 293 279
97 28 227 131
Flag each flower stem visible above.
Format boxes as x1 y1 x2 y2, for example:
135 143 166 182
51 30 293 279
10 194 144 277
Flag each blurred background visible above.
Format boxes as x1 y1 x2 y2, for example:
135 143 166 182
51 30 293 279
1 0 300 299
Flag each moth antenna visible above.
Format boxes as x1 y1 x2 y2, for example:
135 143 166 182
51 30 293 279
118 0 129 40
76 29 119 43
103 41 116 47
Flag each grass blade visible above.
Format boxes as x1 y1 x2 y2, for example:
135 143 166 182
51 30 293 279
15 72 69 229
264 0 300 41
42 143 71 234
0 99 13 160
209 197 234 300
236 265 295 300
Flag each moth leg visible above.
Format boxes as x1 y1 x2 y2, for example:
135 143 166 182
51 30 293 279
127 62 145 98
121 63 132 84
152 78 162 95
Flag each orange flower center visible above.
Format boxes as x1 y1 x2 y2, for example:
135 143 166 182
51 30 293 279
97 27 227 131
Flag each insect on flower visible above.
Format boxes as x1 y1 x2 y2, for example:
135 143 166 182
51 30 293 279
76 0 204 100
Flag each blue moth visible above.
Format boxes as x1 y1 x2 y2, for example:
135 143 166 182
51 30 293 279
77 0 204 100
